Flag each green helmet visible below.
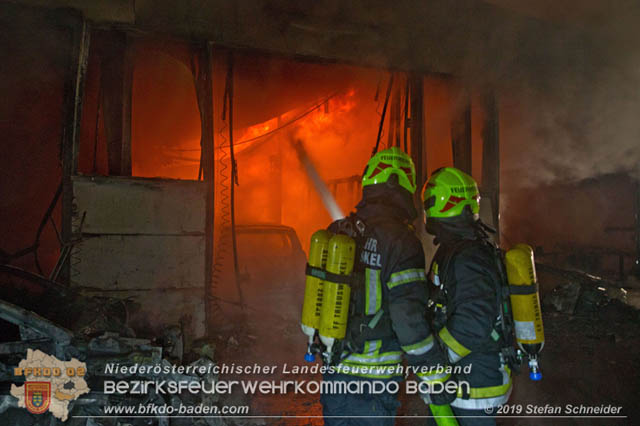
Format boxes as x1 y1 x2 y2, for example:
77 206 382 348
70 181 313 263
422 167 480 218
362 147 416 194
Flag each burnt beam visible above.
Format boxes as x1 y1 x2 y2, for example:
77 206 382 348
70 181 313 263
193 42 216 332
409 73 424 200
61 13 90 285
101 30 133 176
451 91 472 175
481 93 500 238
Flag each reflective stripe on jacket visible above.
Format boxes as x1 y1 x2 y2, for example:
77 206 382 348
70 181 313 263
430 239 512 408
329 206 447 380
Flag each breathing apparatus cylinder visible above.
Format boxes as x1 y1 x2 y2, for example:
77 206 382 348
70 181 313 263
505 243 545 381
301 230 332 362
318 234 356 359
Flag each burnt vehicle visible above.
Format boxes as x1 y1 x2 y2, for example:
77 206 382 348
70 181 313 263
0 265 240 426
235 224 306 321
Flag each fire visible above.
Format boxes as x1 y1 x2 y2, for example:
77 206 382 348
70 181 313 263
119 51 470 254
239 117 278 142
218 87 377 252
239 90 357 144
70 42 493 424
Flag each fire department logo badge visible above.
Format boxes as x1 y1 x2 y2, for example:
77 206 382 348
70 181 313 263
25 382 51 414
11 349 89 421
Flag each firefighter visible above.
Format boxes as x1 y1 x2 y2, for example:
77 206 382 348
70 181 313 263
320 147 453 426
422 167 513 426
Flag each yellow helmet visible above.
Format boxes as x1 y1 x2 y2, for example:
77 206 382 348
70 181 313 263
422 167 480 219
362 147 416 194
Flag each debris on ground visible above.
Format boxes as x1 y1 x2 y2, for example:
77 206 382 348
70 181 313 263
0 265 267 426
539 263 640 315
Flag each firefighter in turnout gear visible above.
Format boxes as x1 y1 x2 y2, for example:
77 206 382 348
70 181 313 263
423 167 513 426
320 147 452 426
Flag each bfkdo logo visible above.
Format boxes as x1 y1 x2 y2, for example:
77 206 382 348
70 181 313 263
11 349 90 421
25 382 51 414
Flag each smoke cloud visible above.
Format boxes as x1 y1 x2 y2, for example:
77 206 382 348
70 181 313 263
483 2 640 187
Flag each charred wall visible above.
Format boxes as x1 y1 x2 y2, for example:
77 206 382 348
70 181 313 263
0 4 73 275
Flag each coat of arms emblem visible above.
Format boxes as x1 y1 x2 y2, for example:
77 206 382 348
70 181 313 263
25 382 51 414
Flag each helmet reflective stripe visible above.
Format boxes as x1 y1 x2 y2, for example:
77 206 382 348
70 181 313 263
422 167 480 218
368 162 392 178
440 195 468 213
362 147 417 194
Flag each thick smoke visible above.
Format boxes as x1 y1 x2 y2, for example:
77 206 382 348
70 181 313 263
499 51 640 187
483 2 640 187
467 2 640 274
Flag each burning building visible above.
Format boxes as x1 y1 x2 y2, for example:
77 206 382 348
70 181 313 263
1 0 640 425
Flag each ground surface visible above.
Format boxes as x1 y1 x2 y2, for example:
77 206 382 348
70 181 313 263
398 305 640 426
218 304 640 426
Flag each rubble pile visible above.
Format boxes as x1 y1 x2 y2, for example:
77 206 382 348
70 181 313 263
539 262 640 366
539 263 640 318
0 266 262 426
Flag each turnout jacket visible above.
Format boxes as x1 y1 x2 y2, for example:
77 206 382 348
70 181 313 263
429 233 513 409
328 200 448 384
